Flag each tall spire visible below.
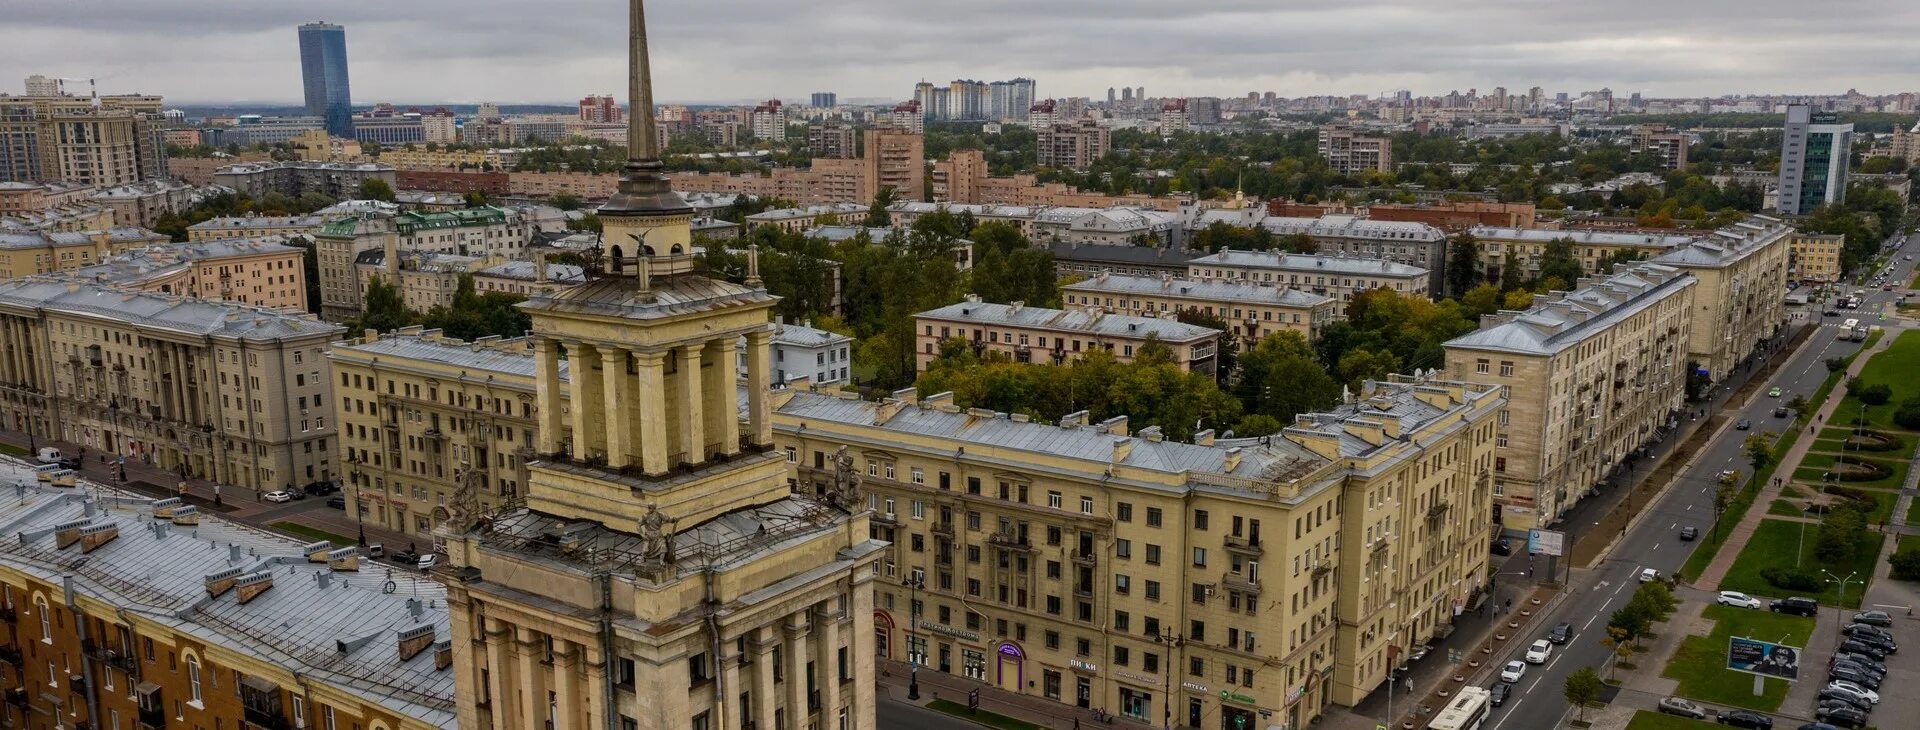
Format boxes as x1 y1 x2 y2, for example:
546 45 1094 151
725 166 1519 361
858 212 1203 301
601 0 690 217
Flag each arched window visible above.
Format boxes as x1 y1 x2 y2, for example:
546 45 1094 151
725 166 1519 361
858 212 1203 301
35 595 50 642
609 245 624 274
670 244 684 255
187 654 202 703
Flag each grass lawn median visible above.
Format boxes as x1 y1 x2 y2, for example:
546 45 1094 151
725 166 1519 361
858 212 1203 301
1833 330 1920 429
1624 710 1722 730
1662 604 1815 712
1719 518 1885 608
270 521 355 546
926 699 1042 730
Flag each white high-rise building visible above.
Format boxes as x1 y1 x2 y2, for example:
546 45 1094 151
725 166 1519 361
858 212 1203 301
1776 104 1854 215
23 74 62 96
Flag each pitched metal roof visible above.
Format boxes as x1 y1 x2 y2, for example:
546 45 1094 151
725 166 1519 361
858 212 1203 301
1064 273 1336 308
0 278 342 341
1443 263 1695 356
331 331 567 381
1187 249 1429 278
918 298 1220 342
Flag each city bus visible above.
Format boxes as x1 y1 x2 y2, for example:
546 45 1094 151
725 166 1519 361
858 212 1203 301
1428 686 1492 730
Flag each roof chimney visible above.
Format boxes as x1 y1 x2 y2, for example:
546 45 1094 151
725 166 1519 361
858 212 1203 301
1138 425 1164 443
398 623 436 661
234 572 274 604
1223 446 1244 472
1111 436 1133 462
315 571 332 590
170 505 200 526
433 640 455 670
1099 415 1129 436
303 541 334 562
204 567 243 598
1192 429 1215 447
327 547 360 572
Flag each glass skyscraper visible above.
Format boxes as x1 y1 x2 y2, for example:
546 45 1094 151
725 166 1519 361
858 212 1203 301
298 22 353 138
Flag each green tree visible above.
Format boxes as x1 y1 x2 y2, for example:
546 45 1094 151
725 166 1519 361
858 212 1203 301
1460 282 1502 318
1601 627 1636 679
550 193 584 211
1498 250 1525 292
1895 397 1920 430
1537 237 1584 287
357 178 397 202
1814 502 1866 564
864 186 897 227
1785 395 1810 416
1444 233 1481 297
1563 667 1604 721
1235 332 1341 425
1744 432 1774 490
1858 383 1892 405
355 276 414 334
1713 469 1741 542
1891 543 1920 580
463 190 490 207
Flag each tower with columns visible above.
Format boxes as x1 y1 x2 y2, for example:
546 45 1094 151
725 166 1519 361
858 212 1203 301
438 3 884 730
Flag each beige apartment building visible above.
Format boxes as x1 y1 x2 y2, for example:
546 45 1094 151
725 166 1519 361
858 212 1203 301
0 180 96 213
212 161 397 200
673 127 928 205
1444 262 1697 532
330 327 566 536
438 6 886 729
186 213 330 241
313 206 532 320
67 236 311 310
1649 215 1793 382
1788 230 1845 283
0 278 342 492
1468 226 1701 283
746 203 870 233
1631 124 1691 170
1062 272 1342 344
356 248 499 312
1037 119 1111 171
0 225 169 279
0 93 169 185
772 372 1504 726
1317 126 1392 174
0 202 117 232
915 296 1223 373
1186 250 1431 301
88 178 203 227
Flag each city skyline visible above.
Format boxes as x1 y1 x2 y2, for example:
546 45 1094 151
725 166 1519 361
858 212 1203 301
8 0 1919 106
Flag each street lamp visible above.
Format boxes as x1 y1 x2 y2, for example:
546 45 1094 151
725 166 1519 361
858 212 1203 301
1821 570 1860 644
1155 629 1183 730
905 573 925 700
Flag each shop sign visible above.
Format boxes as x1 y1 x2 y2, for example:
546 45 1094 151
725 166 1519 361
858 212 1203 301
1069 659 1099 673
1114 670 1158 686
1219 689 1258 705
915 620 979 642
1181 681 1209 694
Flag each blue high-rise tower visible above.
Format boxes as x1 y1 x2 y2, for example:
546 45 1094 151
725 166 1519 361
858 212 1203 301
298 22 353 138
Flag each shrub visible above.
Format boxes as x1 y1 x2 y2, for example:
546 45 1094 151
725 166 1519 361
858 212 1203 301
1892 546 1920 581
1895 397 1920 430
1761 566 1823 591
1826 485 1876 505
1858 383 1893 406
1826 357 1846 373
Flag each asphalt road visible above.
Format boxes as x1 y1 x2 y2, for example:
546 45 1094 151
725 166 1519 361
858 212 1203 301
1489 230 1920 730
878 696 989 730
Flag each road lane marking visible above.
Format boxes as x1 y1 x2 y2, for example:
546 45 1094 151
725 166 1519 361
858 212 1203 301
1491 698 1523 730
1583 613 1601 631
1546 655 1562 672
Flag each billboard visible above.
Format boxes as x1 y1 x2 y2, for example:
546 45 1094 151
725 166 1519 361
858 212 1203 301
1727 636 1801 681
1527 529 1565 557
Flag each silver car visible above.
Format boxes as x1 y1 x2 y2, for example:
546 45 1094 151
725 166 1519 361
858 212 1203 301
1657 696 1707 720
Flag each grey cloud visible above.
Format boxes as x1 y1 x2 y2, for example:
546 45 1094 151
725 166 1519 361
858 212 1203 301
5 0 1917 104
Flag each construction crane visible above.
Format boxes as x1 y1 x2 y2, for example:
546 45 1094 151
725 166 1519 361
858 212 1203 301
49 77 100 107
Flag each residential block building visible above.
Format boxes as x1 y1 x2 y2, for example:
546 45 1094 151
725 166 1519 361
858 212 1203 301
0 226 169 279
212 161 397 201
0 180 95 213
1788 230 1844 282
0 278 342 492
66 236 311 310
471 259 586 298
1443 262 1696 531
0 483 454 730
1317 126 1392 174
186 213 329 241
914 296 1222 374
1062 272 1342 344
1631 124 1690 170
1256 215 1446 292
438 7 886 730
1648 215 1792 382
312 206 533 320
87 178 206 227
1186 250 1430 302
760 318 855 386
1467 227 1701 283
1036 120 1110 171
0 93 170 185
771 371 1504 727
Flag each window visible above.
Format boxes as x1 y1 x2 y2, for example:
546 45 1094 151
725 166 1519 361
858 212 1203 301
36 596 50 642
1193 510 1208 531
1145 507 1162 527
1145 544 1161 565
1475 358 1488 374
1047 491 1062 509
1117 503 1133 522
1192 547 1207 567
187 655 203 704
1080 496 1093 514
1499 361 1514 377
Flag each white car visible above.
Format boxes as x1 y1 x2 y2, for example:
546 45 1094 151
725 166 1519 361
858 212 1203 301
1716 591 1763 609
1639 568 1660 583
1500 660 1526 683
263 490 295 503
416 554 438 571
1826 680 1879 704
1525 639 1552 664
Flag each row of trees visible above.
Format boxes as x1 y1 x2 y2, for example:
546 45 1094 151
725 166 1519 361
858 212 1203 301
352 275 531 342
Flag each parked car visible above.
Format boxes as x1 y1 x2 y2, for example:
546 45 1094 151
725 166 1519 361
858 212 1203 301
1842 623 1893 642
1829 660 1883 684
1812 704 1868 728
1835 639 1889 661
1716 709 1773 729
1831 652 1885 673
1525 639 1552 664
325 496 346 509
1824 680 1878 704
1548 622 1573 645
1488 682 1511 707
1657 696 1709 720
1850 610 1894 627
1499 660 1526 683
1828 666 1881 690
1816 688 1872 712
1490 537 1513 556
1717 591 1763 609
1770 597 1819 616
1798 721 1845 730
1639 568 1661 583
1679 526 1699 541
263 490 294 503
1736 418 1752 430
416 554 438 571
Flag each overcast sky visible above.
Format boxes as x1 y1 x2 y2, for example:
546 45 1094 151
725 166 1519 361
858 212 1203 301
9 0 1918 106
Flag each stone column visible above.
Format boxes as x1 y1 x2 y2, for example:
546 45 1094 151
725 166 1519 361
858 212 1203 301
815 603 842 729
515 626 548 730
849 580 876 730
752 626 779 730
635 351 668 476
484 618 516 730
601 348 633 469
719 635 745 730
552 638 579 730
634 653 693 730
744 329 773 447
583 644 608 730
534 338 564 455
678 343 704 465
568 342 602 461
784 613 810 729
703 339 740 456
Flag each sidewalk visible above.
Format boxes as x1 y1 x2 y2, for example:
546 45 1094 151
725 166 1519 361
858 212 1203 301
1696 329 1896 589
876 658 1098 729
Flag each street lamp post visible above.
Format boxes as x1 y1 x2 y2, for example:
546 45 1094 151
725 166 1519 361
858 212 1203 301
1821 570 1860 645
905 573 925 700
1156 630 1183 730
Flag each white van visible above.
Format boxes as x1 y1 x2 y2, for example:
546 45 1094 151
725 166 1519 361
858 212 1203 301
35 447 63 464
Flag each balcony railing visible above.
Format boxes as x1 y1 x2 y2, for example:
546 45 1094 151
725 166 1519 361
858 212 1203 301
930 522 954 537
985 532 1032 551
1221 572 1263 596
1223 535 1263 556
1070 550 1098 566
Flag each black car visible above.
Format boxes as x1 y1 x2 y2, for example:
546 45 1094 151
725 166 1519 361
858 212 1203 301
1548 622 1573 644
1773 407 1791 418
1832 652 1885 673
1490 538 1512 556
1851 610 1894 627
1827 666 1880 690
1488 682 1511 707
1830 659 1884 682
1838 638 1892 659
1842 624 1894 643
326 496 346 509
1679 526 1699 541
1717 709 1773 729
1736 418 1752 430
1813 704 1869 729
1823 309 1838 316
1796 722 1843 730
1816 688 1872 712
1770 597 1819 616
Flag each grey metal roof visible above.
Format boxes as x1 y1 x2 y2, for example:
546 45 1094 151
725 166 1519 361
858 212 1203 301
0 474 454 727
1064 273 1335 308
918 299 1220 342
1650 215 1794 269
1468 226 1699 249
331 331 566 381
0 278 342 341
1444 263 1695 356
188 214 328 231
68 237 304 285
775 390 1326 485
523 269 776 322
1259 214 1444 241
1285 378 1498 458
1046 242 1197 267
475 260 586 283
772 321 852 348
1187 249 1429 278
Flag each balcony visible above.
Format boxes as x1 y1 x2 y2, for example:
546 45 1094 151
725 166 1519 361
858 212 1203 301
0 646 20 665
985 532 1033 551
138 706 166 728
1223 535 1264 556
242 708 291 730
1425 501 1449 523
1070 550 1098 566
1221 572 1263 596
871 512 898 527
930 522 954 538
